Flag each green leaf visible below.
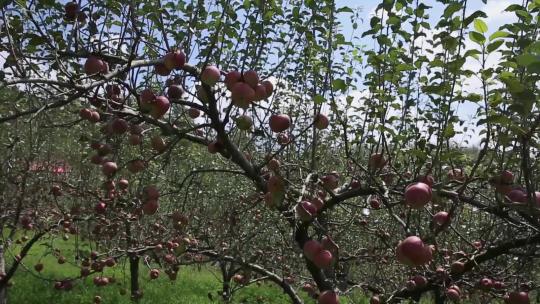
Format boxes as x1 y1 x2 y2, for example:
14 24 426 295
313 95 326 105
516 54 540 66
332 79 347 92
469 31 485 45
474 19 488 33
487 40 504 53
489 31 509 41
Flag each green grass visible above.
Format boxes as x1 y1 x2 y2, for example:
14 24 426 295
4 234 328 304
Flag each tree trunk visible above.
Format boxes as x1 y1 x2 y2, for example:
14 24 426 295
220 261 232 302
129 255 140 301
0 245 7 304
434 288 446 304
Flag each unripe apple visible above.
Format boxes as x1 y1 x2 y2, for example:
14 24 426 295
404 182 432 209
201 66 220 86
225 70 242 89
269 114 291 133
318 290 339 304
314 114 329 130
313 250 333 269
101 161 118 176
231 82 255 108
236 115 253 130
163 50 186 70
167 85 183 99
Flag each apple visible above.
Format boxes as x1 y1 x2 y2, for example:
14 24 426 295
128 134 142 145
167 85 183 99
242 70 259 89
303 240 322 260
111 118 129 134
94 296 102 304
163 50 186 70
396 236 433 266
50 185 62 197
318 290 339 304
404 182 432 209
368 153 386 169
79 108 93 120
267 158 280 171
493 281 505 290
277 133 291 145
64 1 79 20
370 295 380 304
80 267 90 277
505 291 530 304
448 168 465 181
296 201 317 221
154 63 171 76
405 280 416 291
201 66 220 85
151 136 167 153
207 141 223 154
433 211 450 226
127 159 145 173
140 88 156 106
450 261 465 274
118 179 129 190
321 236 338 256
418 174 435 187
313 250 333 269
236 115 253 130
314 114 329 130
105 84 121 97
261 80 274 97
188 108 201 118
84 56 105 75
150 96 170 119
269 114 291 132
412 275 427 287
311 197 324 210
34 263 44 272
254 84 268 101
500 170 514 184
479 277 493 290
98 144 112 156
267 175 285 193
130 124 144 135
321 173 339 189
446 287 461 302
143 185 160 200
89 111 100 123
143 200 159 215
370 198 381 209
101 161 118 176
225 70 242 89
105 257 116 267
95 202 107 214
231 82 255 108
507 188 526 203
350 179 361 189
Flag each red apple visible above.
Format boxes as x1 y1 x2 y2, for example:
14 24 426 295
151 136 167 153
370 295 380 304
154 63 171 76
500 170 514 184
296 201 317 221
128 134 142 145
118 179 129 190
150 96 170 119
201 66 220 86
84 56 105 75
418 174 435 187
207 141 223 154
318 290 339 304
143 200 159 215
269 114 291 133
231 82 255 108
303 240 322 260
188 108 200 119
167 85 183 99
111 118 128 134
396 236 432 266
254 84 268 101
314 114 329 130
433 211 450 226
89 111 100 123
163 50 186 70
79 108 93 120
446 287 461 302
505 291 530 304
143 185 160 200
404 182 432 209
101 162 118 176
127 159 145 173
368 153 386 169
450 261 465 274
312 250 333 269
225 70 242 89
261 80 274 97
95 202 107 214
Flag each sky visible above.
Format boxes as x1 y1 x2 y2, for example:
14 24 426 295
333 0 523 146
